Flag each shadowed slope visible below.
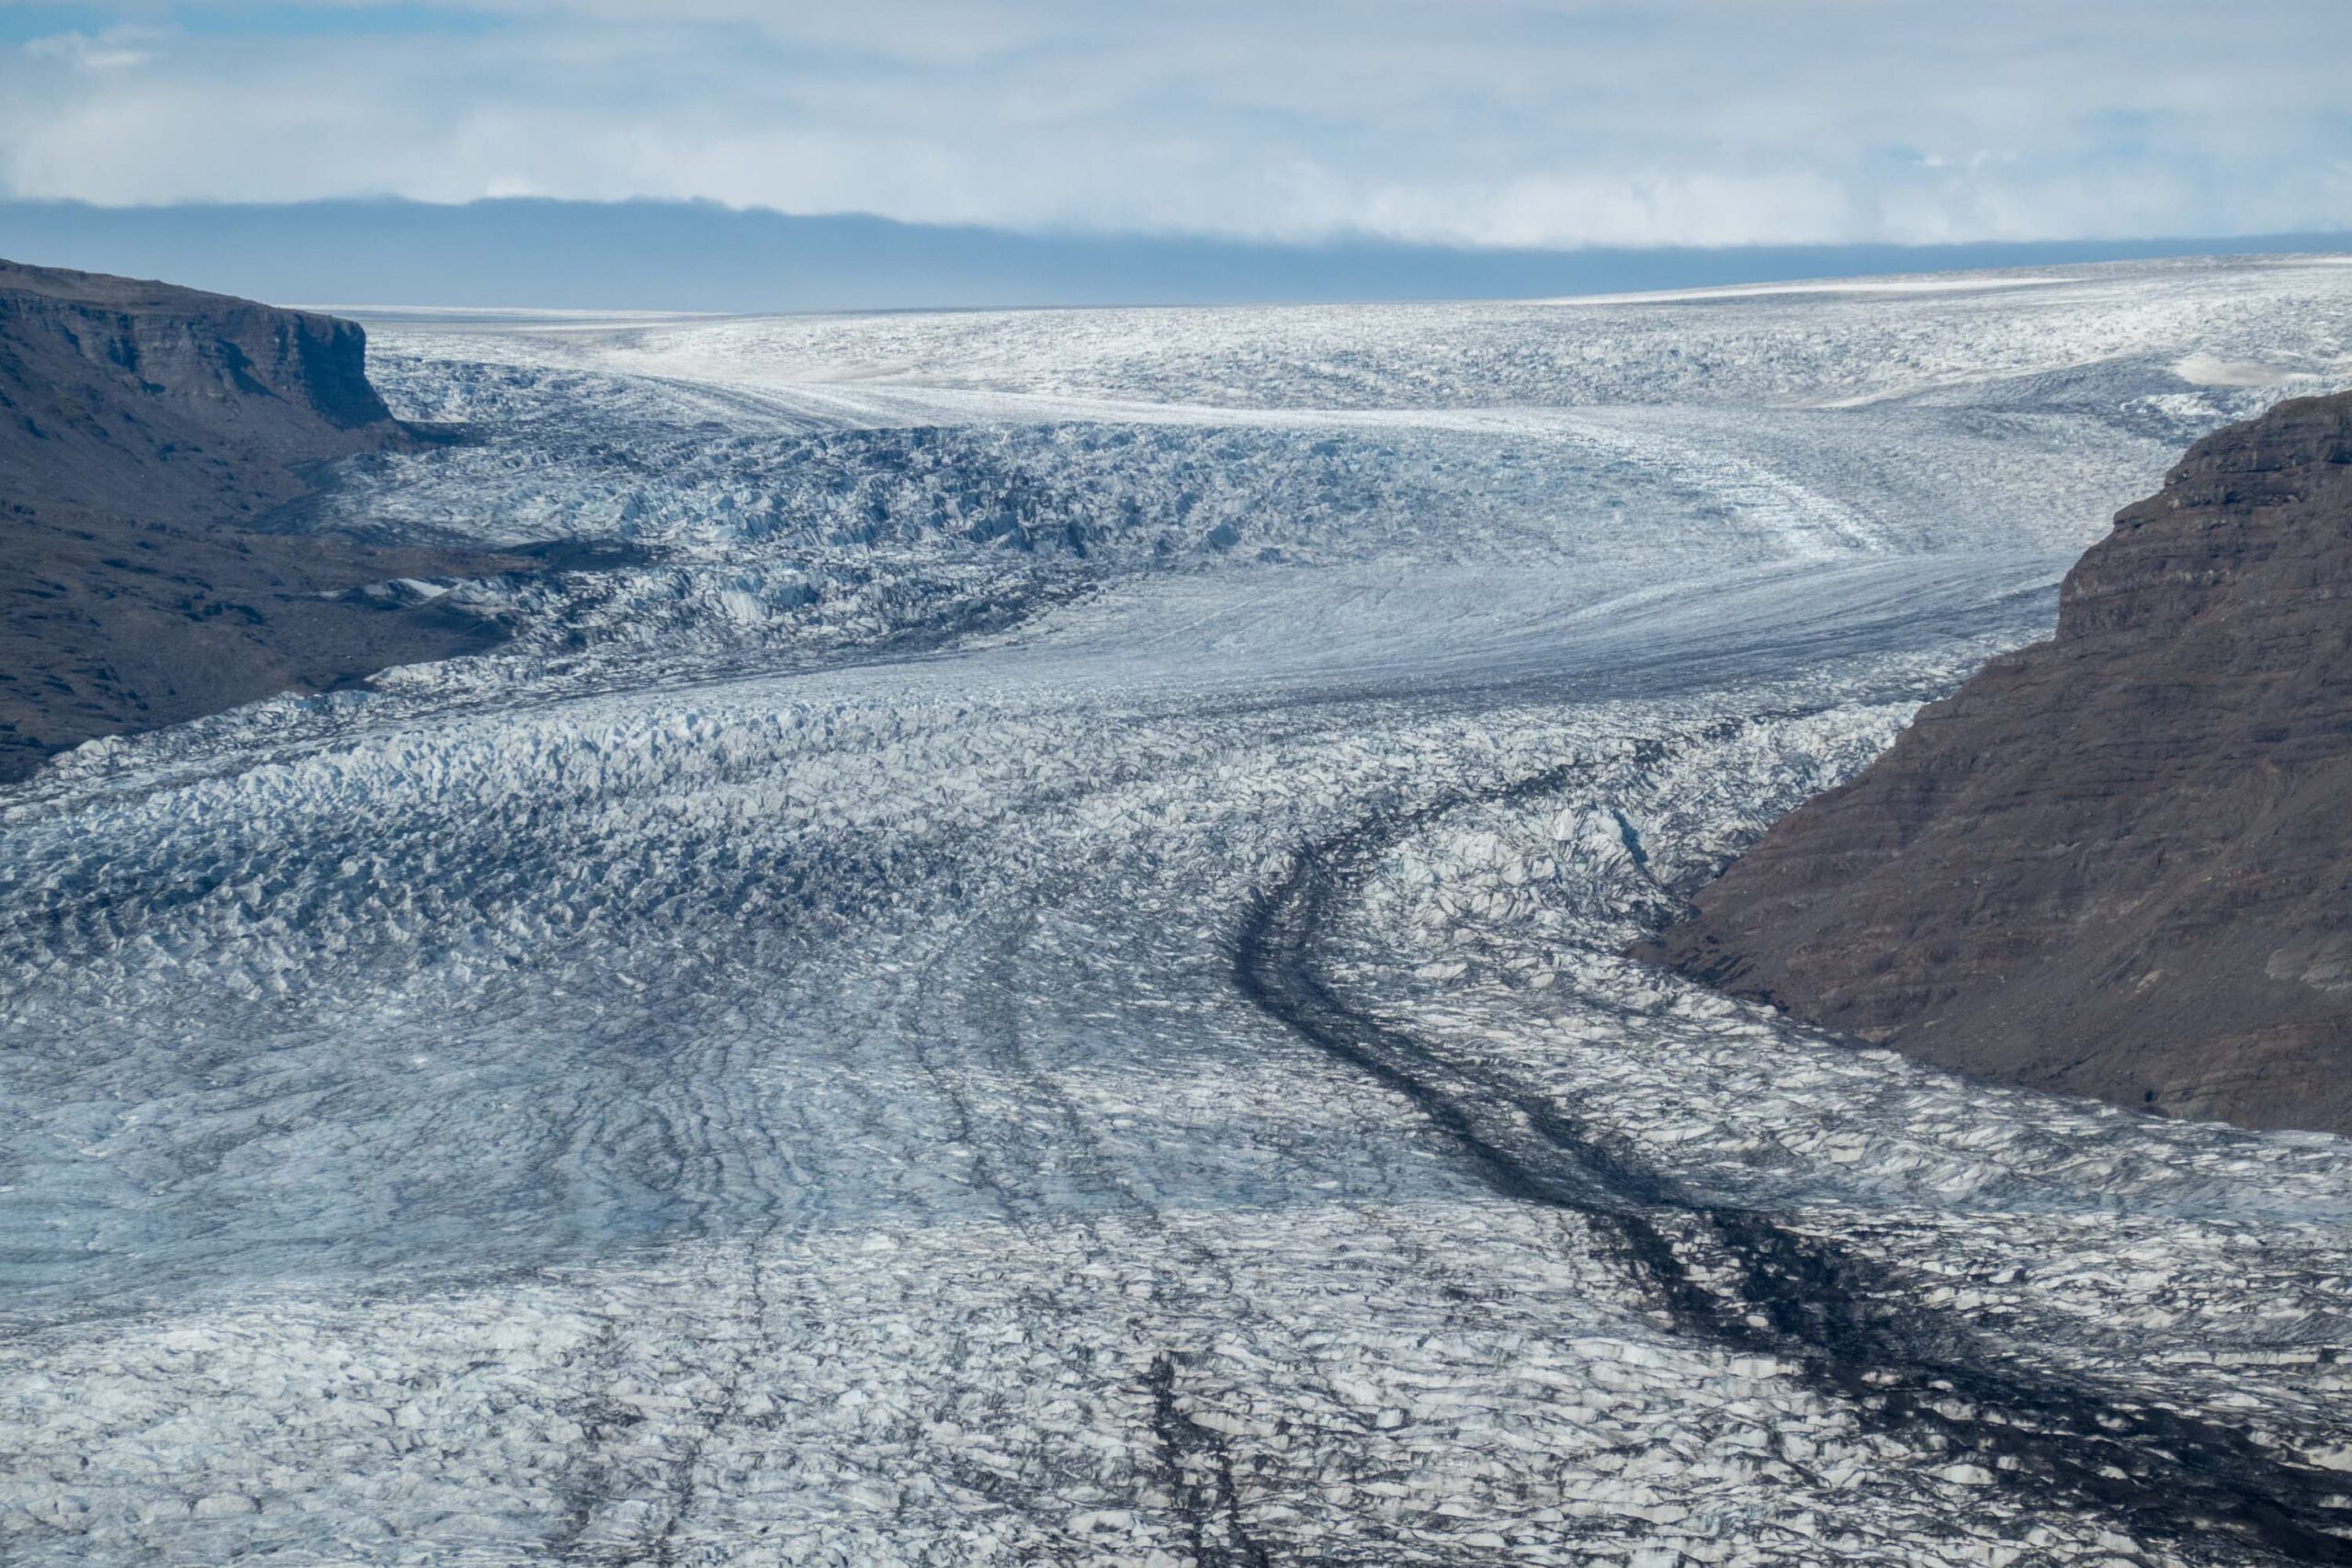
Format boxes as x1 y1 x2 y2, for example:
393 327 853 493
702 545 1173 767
1636 391 2352 1134
0 258 542 779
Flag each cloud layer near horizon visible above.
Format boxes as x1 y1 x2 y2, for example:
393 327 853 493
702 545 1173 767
2 0 2347 249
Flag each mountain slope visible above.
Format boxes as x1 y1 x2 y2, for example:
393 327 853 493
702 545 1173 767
1635 390 2352 1134
0 259 537 779
0 258 410 518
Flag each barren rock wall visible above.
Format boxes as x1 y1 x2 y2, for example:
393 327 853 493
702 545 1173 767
1635 392 2352 1134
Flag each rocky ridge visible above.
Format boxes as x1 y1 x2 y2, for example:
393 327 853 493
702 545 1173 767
0 259 540 780
1636 390 2352 1134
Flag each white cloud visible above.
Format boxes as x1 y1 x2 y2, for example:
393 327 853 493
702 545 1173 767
20 26 163 71
0 0 2346 246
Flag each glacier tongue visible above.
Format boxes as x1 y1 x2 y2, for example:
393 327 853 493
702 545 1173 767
5 257 2352 1564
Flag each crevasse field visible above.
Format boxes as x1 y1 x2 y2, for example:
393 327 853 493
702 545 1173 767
7 256 2352 1565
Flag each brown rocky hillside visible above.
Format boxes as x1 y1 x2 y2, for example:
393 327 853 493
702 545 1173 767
1635 390 2352 1134
0 259 548 779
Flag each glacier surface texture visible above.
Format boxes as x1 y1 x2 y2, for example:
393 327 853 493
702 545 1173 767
8 257 2352 1564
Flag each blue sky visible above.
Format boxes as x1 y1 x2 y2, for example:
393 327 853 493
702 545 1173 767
1 0 2347 250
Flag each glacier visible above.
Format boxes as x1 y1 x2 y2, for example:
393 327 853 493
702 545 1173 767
6 256 2352 1563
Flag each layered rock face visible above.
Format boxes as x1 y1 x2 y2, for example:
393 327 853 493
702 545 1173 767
0 259 409 522
0 260 534 779
1635 391 2352 1134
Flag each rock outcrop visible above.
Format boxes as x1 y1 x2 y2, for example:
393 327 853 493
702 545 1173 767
0 259 538 779
0 258 412 519
1634 390 2352 1134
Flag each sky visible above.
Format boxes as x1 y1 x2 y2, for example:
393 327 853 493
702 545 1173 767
1 0 2348 253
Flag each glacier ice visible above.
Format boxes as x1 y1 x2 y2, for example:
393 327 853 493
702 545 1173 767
5 257 2352 1564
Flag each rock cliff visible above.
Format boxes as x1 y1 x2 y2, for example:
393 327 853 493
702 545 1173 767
0 259 537 779
0 258 410 519
1634 390 2352 1134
